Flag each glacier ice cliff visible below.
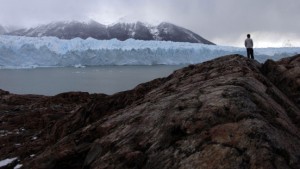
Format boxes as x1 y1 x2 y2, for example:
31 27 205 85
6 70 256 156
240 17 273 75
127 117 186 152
0 35 299 68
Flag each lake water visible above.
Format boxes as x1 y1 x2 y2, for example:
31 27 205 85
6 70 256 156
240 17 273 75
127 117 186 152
0 65 184 96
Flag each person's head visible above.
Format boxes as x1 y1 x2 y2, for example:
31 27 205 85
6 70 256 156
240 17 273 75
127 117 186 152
247 34 251 38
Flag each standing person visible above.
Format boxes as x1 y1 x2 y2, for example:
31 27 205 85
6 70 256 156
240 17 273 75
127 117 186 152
245 34 254 59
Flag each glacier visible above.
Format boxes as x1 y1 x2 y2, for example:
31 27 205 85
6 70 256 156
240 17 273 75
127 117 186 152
0 35 300 69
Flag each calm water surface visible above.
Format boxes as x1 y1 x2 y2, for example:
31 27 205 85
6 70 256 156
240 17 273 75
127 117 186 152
0 65 184 96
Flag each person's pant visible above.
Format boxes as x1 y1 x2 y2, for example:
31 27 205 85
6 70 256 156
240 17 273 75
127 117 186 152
247 48 254 59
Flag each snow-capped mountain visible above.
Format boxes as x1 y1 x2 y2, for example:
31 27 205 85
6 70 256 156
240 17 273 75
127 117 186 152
0 25 7 34
7 20 108 40
7 21 215 44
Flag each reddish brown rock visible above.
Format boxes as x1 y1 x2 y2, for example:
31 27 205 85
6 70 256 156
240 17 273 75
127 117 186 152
1 54 300 169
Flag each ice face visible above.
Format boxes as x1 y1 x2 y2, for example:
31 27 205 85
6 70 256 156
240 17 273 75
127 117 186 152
0 35 299 69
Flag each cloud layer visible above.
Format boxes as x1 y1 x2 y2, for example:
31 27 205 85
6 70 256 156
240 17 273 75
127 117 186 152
0 0 299 47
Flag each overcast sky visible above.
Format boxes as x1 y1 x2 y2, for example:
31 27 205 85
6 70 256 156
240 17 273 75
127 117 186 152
0 0 299 47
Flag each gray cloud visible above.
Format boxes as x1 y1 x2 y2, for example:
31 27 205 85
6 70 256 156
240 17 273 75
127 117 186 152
0 0 299 47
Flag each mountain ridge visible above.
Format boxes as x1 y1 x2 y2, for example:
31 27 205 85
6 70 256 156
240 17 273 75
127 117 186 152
5 21 215 44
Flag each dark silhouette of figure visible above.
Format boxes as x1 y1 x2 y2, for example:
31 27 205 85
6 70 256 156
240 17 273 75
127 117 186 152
245 34 254 59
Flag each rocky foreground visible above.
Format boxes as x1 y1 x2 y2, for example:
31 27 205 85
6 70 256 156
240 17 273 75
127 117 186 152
0 54 300 169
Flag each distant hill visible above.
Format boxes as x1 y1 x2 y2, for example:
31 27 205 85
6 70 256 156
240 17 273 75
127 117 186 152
6 21 215 44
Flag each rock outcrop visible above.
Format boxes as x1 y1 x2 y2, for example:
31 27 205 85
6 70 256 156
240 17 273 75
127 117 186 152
0 54 300 169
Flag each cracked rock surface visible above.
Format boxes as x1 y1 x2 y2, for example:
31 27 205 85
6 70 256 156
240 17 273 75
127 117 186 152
1 54 300 169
